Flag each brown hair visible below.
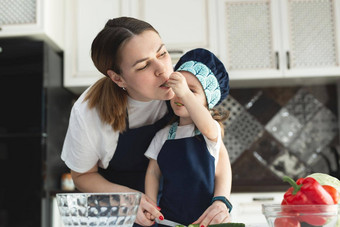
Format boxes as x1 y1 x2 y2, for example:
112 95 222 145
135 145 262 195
84 17 159 132
211 109 229 138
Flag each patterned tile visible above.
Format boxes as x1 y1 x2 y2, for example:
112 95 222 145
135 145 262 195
263 87 299 106
247 92 281 125
306 85 338 115
231 150 282 184
229 88 261 106
248 131 285 164
216 96 243 127
269 149 310 179
289 107 338 158
224 111 264 163
285 88 323 125
265 108 303 146
224 133 246 163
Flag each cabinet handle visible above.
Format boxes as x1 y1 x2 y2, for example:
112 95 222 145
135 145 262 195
0 46 2 53
168 50 184 55
253 197 274 201
275 52 279 69
286 51 290 69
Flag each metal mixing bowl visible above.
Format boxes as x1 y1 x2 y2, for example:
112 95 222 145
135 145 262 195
56 192 142 227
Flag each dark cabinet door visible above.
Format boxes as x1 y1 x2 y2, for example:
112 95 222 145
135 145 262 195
0 136 42 227
0 39 43 134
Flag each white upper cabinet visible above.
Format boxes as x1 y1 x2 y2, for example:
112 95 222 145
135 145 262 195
217 0 340 80
63 0 124 89
63 0 217 91
281 0 340 77
129 0 218 57
0 0 65 51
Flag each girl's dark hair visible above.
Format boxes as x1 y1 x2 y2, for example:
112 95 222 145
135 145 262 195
85 17 159 132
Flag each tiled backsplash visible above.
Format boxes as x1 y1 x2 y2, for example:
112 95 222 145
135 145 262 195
217 84 340 191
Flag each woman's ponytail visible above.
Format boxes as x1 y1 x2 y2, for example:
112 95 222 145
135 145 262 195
85 77 128 132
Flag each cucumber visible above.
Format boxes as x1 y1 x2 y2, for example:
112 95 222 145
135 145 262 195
209 224 245 227
179 223 245 227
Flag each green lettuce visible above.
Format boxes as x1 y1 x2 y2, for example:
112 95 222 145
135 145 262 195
307 173 340 227
307 173 340 199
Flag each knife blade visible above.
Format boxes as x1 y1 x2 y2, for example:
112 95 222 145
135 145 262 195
155 218 185 227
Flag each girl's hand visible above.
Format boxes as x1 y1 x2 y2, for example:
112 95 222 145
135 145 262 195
167 72 190 98
192 201 231 227
135 194 163 226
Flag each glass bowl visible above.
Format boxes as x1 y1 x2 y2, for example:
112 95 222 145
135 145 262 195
56 192 142 227
262 204 340 227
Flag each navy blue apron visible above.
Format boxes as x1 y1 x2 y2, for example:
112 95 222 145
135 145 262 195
98 102 172 227
99 101 172 193
157 122 215 225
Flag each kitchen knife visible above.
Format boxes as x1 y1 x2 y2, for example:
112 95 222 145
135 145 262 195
155 218 185 227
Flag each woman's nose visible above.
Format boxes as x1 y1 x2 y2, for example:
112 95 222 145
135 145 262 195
155 60 166 77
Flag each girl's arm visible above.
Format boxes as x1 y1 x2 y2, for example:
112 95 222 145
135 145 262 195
145 159 162 203
168 72 218 141
193 143 232 225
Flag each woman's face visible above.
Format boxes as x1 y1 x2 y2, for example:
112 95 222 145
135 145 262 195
113 30 175 102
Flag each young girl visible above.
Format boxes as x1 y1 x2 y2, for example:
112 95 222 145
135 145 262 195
61 17 231 226
145 48 231 226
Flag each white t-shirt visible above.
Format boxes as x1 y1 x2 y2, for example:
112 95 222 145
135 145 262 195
144 121 221 168
61 87 168 173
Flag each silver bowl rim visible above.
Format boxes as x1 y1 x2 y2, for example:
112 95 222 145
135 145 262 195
56 192 142 197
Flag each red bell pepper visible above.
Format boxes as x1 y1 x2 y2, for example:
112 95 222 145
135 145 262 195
281 176 338 226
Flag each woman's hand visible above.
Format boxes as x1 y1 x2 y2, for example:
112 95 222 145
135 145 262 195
135 194 163 226
192 201 231 227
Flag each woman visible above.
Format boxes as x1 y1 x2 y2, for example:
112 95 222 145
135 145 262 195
61 17 232 226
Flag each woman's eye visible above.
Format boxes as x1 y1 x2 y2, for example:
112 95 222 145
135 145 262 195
160 51 167 57
137 64 148 71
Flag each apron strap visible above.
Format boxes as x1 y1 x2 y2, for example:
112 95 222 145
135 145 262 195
167 122 201 140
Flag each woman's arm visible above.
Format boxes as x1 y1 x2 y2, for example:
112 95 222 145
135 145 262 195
193 143 232 226
71 164 163 226
71 164 132 192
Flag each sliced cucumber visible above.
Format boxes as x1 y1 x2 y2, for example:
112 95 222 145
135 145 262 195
181 223 245 227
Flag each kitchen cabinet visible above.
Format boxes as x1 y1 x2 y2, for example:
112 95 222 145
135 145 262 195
128 0 218 56
0 0 65 51
52 197 64 227
63 0 123 91
0 38 74 227
63 0 218 92
217 0 340 80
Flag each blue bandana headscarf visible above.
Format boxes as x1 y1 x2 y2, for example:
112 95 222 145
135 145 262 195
174 48 229 109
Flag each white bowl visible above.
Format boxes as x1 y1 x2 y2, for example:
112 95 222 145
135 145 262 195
56 192 142 227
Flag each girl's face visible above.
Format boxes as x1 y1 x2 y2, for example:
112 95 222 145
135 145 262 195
109 30 175 102
170 71 207 125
